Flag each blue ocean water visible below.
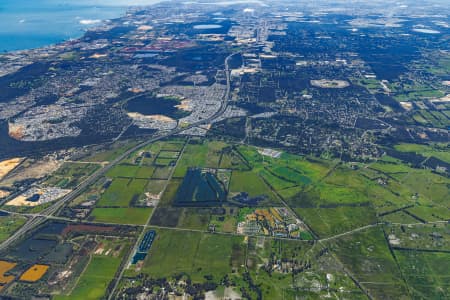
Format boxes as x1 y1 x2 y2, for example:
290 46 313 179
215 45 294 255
0 0 160 52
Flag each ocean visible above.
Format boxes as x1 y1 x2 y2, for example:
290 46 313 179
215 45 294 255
0 0 161 52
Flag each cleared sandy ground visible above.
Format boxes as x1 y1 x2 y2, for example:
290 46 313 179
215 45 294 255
6 195 37 207
175 99 193 111
0 157 62 187
0 158 23 180
127 112 175 123
0 190 10 198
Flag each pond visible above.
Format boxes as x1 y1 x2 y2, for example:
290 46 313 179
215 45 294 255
193 24 223 30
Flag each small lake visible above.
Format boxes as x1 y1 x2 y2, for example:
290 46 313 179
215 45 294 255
194 24 223 30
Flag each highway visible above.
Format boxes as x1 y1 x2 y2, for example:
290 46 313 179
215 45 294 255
0 53 235 252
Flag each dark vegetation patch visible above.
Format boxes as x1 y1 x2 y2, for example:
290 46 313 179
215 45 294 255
174 168 226 207
82 26 135 41
384 148 427 167
375 93 404 112
123 125 158 139
229 192 266 206
227 53 243 69
62 224 117 237
126 94 190 119
423 156 450 172
235 102 274 115
0 62 50 102
12 237 58 262
150 207 182 227
355 118 389 130
161 45 229 72
208 117 246 140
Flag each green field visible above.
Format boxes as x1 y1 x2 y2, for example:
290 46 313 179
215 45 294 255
172 140 246 177
296 206 377 238
81 142 140 163
389 81 445 102
44 137 449 299
151 166 173 179
90 207 153 225
176 208 211 230
55 247 127 300
141 229 243 282
355 77 382 91
218 148 249 170
45 162 100 189
0 215 27 243
158 151 180 159
365 158 450 216
233 146 333 203
229 171 278 202
159 139 186 151
158 178 182 207
285 163 413 215
396 251 450 299
259 168 297 190
413 113 428 125
386 223 450 250
369 161 412 174
191 234 243 281
394 143 450 163
106 164 140 178
397 169 449 206
97 178 148 207
406 204 450 222
328 227 409 299
135 166 155 178
173 141 215 177
154 157 175 166
381 210 420 224
145 179 167 195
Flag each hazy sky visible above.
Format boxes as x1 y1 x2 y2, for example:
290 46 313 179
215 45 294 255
66 0 163 5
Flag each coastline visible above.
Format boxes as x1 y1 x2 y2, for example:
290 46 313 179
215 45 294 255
0 2 140 53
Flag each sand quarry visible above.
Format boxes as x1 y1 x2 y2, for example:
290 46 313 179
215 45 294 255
0 158 23 180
